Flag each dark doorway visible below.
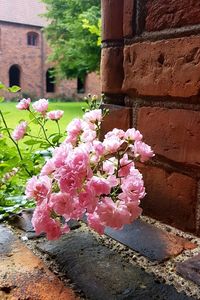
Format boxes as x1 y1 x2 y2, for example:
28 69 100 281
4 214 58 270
46 68 55 93
77 76 85 93
9 65 20 87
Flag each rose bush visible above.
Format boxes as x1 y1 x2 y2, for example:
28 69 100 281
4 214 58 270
24 95 154 240
0 86 154 238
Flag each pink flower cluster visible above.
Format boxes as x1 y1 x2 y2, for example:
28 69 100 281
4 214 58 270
12 98 64 142
26 108 154 240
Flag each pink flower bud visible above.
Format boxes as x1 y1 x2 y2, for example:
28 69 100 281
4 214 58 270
16 98 31 110
32 98 48 114
47 110 64 120
12 121 28 141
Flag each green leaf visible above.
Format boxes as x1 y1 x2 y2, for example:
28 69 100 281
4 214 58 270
0 96 5 103
52 134 63 144
24 139 41 146
8 85 21 93
0 82 6 90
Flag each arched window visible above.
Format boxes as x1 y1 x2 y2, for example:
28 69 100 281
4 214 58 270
9 65 20 87
46 68 55 93
27 32 39 46
77 76 85 94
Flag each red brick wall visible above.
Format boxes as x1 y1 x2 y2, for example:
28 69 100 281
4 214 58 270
0 22 43 98
101 0 200 235
0 22 100 100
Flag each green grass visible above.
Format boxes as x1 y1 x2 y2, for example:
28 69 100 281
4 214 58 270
0 101 86 147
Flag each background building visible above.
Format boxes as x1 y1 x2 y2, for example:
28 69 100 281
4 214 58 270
0 0 100 99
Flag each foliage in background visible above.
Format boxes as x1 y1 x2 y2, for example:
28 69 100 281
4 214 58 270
0 84 38 218
0 83 85 219
42 0 101 79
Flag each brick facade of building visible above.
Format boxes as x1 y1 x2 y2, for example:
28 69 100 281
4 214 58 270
0 0 100 100
101 0 200 235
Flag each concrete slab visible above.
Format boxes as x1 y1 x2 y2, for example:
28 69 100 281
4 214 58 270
105 219 196 262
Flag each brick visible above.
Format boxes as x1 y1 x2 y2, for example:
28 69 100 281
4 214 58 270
137 107 200 167
37 231 192 300
122 36 200 97
100 104 131 139
123 0 135 37
0 225 78 300
101 0 124 41
105 220 196 262
138 164 197 233
177 254 200 286
146 0 200 32
101 47 124 94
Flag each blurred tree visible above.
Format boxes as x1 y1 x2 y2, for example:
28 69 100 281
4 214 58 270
42 0 101 79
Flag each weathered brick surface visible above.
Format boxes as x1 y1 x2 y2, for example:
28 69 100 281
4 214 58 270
138 164 197 233
122 36 200 97
38 231 194 300
146 0 200 32
137 107 200 167
123 0 135 37
105 220 196 262
0 225 78 300
101 0 124 41
101 47 124 94
100 104 131 139
177 254 200 286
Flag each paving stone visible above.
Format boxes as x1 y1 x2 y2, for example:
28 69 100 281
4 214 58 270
177 254 200 286
8 209 35 232
37 231 193 300
0 224 78 300
105 220 196 262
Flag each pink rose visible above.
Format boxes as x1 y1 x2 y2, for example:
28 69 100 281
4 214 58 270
119 172 145 202
16 98 31 110
103 157 115 175
103 137 123 154
97 197 131 229
66 118 83 144
12 121 28 141
81 127 96 143
40 159 55 175
32 201 69 240
53 143 72 168
105 128 125 139
79 185 97 213
133 141 154 162
124 128 143 141
83 109 102 124
119 154 134 177
32 98 48 114
87 212 105 235
47 110 64 120
25 175 52 203
49 192 74 217
89 176 111 196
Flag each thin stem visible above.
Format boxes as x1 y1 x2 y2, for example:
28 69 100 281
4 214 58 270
29 110 54 147
56 120 61 136
0 110 32 176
